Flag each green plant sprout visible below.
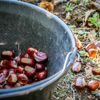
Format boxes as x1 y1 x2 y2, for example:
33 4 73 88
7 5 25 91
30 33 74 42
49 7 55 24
66 2 75 12
88 12 100 28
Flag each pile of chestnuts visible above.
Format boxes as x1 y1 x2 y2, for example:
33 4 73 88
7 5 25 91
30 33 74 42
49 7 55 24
0 47 48 89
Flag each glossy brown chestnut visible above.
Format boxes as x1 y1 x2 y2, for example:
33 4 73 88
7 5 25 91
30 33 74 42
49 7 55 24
16 65 25 73
1 51 14 59
8 59 17 69
36 70 47 80
18 74 29 85
74 77 86 89
85 43 96 52
27 47 37 55
8 73 18 85
25 66 36 77
0 59 9 69
76 38 82 49
23 53 30 58
87 80 99 90
35 63 45 71
34 52 48 63
92 67 100 75
3 84 14 89
14 55 22 64
1 69 9 76
71 62 81 73
8 69 16 75
88 49 98 57
0 85 2 89
20 58 34 66
0 73 7 84
95 41 100 50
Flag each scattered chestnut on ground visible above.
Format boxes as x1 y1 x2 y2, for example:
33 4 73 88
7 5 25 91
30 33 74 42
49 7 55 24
74 77 86 89
85 43 96 52
71 62 81 73
87 80 99 90
1 51 14 59
76 38 82 49
88 49 98 57
34 52 48 63
92 67 100 75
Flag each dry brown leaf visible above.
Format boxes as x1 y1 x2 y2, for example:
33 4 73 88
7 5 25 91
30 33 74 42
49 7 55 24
91 1 100 11
88 30 96 43
85 62 94 78
85 9 95 23
65 96 73 100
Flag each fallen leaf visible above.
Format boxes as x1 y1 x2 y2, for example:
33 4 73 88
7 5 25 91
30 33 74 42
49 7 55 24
85 62 94 78
85 9 95 24
91 1 100 11
65 96 73 100
88 30 96 43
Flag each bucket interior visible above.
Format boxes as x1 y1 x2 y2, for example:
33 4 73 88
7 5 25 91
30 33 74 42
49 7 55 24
0 1 74 78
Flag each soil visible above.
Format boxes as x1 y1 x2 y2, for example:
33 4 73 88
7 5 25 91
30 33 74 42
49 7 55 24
20 0 100 100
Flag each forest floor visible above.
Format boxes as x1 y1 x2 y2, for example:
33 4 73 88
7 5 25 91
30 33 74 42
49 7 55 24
22 0 100 99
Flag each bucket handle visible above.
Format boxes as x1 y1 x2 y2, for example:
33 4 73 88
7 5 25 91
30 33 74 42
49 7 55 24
63 47 77 75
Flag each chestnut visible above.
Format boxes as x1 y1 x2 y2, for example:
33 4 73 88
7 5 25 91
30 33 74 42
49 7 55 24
0 65 2 70
1 69 9 76
92 67 100 75
85 43 96 52
76 38 82 49
34 52 48 63
8 69 16 75
87 80 99 90
25 66 36 77
17 74 29 85
21 58 34 66
71 62 81 73
88 49 98 57
14 55 22 64
8 59 17 69
27 47 37 57
23 53 30 58
3 84 14 89
0 59 9 69
95 41 100 50
74 77 86 89
14 82 22 88
16 65 25 73
1 51 14 59
35 63 45 71
8 73 18 85
36 70 47 80
0 73 7 84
